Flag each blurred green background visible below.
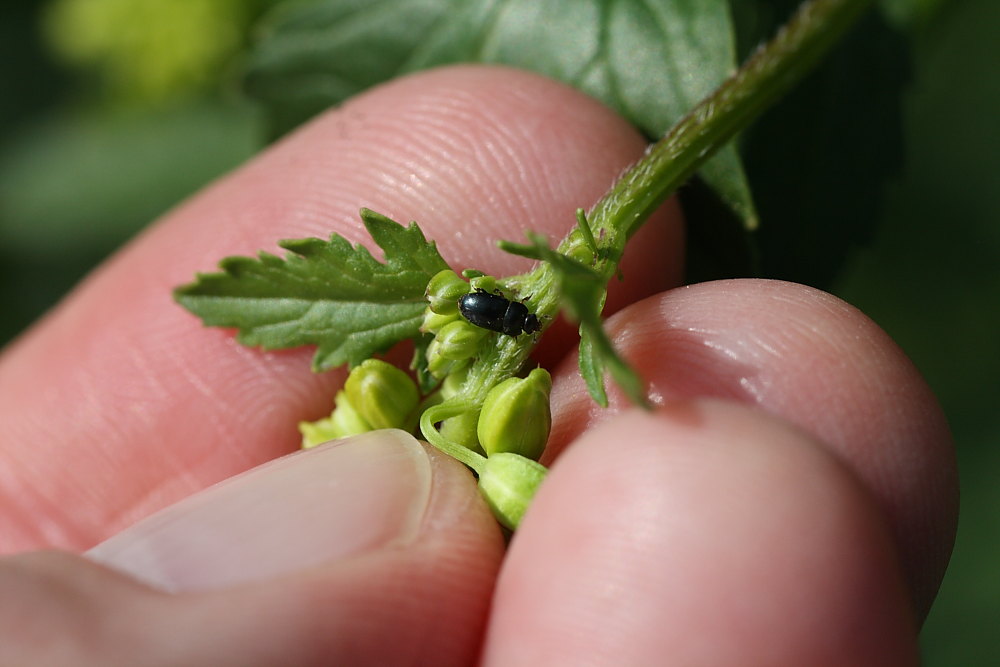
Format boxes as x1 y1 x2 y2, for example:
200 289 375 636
0 0 996 662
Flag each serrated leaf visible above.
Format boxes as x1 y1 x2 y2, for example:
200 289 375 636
244 0 756 227
175 209 450 371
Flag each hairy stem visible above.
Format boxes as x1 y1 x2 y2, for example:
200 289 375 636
588 0 875 246
420 401 486 471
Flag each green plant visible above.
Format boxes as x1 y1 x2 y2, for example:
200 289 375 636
176 0 877 529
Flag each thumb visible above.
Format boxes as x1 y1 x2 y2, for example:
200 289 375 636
3 431 504 666
87 430 436 592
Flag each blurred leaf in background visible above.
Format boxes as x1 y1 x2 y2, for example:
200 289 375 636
43 0 256 105
0 0 280 343
242 0 759 232
834 0 1000 662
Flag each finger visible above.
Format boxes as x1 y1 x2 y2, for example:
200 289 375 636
1 432 504 666
483 404 919 666
546 279 957 620
0 65 683 551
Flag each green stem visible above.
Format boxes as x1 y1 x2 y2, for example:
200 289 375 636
455 0 874 409
588 0 875 245
420 401 486 472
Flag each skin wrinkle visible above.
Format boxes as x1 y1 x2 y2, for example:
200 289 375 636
412 74 620 230
476 136 535 221
465 128 554 234
7 420 145 547
157 336 323 469
168 346 240 432
306 81 575 263
393 104 640 276
86 364 245 537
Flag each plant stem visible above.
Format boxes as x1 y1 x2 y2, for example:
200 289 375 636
420 401 486 472
587 0 875 248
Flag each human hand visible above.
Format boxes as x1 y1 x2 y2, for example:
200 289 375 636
0 66 956 665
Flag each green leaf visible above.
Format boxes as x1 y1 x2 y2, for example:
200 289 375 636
410 332 439 395
244 0 756 226
0 101 260 345
174 209 450 371
499 232 647 408
576 330 608 407
0 102 258 258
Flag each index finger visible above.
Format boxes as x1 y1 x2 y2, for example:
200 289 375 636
0 66 683 552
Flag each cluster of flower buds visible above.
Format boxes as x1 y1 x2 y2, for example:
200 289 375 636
421 269 493 378
300 269 552 476
421 270 553 461
296 268 553 530
299 358 419 448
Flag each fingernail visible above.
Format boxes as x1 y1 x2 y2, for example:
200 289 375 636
86 430 431 592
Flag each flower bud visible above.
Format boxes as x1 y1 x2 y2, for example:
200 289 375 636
344 359 419 431
469 274 496 294
477 367 552 460
298 390 372 448
299 417 338 449
435 320 487 360
564 241 595 266
426 339 454 378
440 408 482 451
425 269 468 314
440 364 469 399
328 389 374 435
478 452 547 530
421 308 459 335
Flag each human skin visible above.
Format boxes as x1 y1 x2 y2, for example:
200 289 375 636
0 66 956 665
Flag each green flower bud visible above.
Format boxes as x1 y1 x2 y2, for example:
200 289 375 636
344 359 419 431
421 308 459 335
435 320 487 361
440 364 469 399
425 269 468 314
478 453 547 530
469 274 497 294
477 367 552 461
328 389 373 435
564 241 595 266
426 339 454 378
299 417 338 449
298 390 372 448
440 409 482 451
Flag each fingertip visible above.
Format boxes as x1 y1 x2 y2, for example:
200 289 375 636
485 402 919 666
547 279 956 618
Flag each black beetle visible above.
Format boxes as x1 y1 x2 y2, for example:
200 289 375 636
458 289 540 337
